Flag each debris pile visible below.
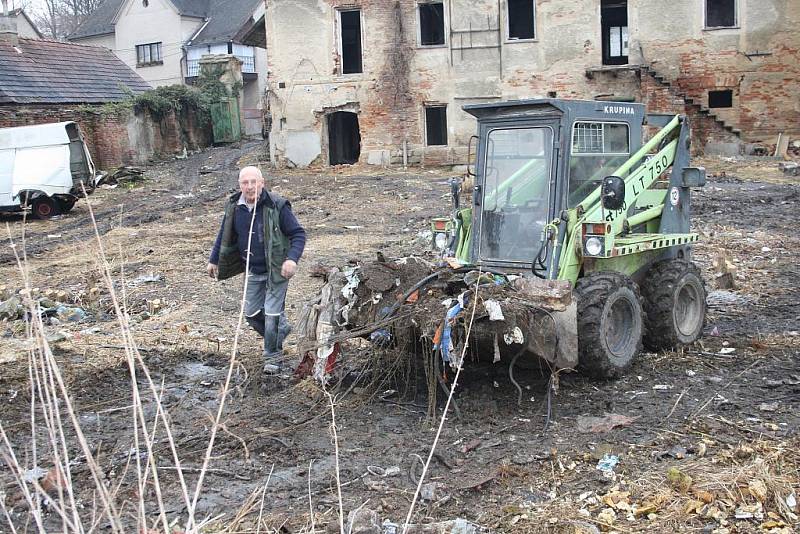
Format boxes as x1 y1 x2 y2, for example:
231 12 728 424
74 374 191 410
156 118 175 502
97 166 146 188
296 255 578 411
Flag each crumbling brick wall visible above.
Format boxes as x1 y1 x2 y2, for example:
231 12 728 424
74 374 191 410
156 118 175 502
266 0 799 168
0 105 212 169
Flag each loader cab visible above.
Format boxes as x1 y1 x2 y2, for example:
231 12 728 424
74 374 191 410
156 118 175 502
463 99 645 272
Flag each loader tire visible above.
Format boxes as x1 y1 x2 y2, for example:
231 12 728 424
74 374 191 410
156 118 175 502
575 272 644 379
641 259 706 351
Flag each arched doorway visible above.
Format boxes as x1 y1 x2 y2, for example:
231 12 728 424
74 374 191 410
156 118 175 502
327 111 361 165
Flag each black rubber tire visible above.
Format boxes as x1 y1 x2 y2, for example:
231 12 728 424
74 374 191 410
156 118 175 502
575 272 644 379
32 197 60 219
55 198 76 213
641 259 707 351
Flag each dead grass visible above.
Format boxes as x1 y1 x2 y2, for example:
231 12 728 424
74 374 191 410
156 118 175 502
493 438 799 533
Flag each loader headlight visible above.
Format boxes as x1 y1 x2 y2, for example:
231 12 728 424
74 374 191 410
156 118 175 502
584 236 604 257
434 232 448 250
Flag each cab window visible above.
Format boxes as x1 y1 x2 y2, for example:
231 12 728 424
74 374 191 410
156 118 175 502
568 121 629 207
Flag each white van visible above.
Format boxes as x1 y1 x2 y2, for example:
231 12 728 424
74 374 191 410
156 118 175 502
0 121 97 218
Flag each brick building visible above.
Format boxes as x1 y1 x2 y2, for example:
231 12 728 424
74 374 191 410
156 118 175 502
264 0 799 167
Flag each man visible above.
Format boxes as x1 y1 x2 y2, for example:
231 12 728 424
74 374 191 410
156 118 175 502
207 166 306 374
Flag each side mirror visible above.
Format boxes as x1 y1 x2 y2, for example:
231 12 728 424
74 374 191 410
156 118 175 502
601 176 626 211
466 135 478 177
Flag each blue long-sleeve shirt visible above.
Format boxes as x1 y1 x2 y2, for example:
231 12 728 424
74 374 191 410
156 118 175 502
209 194 306 274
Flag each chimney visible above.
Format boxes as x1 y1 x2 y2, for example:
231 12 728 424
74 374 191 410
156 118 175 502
0 0 19 46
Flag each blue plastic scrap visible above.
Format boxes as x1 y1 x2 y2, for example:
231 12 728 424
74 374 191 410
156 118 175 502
434 292 472 364
596 454 620 472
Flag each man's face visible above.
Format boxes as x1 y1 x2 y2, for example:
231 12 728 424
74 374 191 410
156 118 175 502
239 172 264 203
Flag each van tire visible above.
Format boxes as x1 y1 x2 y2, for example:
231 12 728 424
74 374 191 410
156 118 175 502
55 198 76 213
32 197 60 219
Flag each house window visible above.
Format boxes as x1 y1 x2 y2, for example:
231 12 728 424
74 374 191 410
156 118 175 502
706 0 736 27
419 2 445 46
708 89 733 108
425 105 447 146
136 42 162 66
507 0 535 40
338 10 362 74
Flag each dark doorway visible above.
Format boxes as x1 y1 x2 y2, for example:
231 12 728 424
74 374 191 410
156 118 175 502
601 0 628 66
339 10 362 74
425 106 448 146
328 111 361 165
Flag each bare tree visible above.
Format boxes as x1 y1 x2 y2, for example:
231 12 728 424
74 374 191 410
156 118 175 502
31 0 103 40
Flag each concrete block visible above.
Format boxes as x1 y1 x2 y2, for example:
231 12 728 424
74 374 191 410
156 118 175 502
705 140 743 157
366 149 390 166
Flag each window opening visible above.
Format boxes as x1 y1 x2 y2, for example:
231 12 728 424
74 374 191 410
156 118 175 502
339 10 362 74
328 111 361 165
136 42 162 66
706 0 736 27
419 3 445 46
708 89 733 108
425 106 447 146
601 0 628 66
568 121 629 207
507 0 535 40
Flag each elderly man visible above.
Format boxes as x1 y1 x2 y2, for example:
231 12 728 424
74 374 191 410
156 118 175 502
207 166 306 374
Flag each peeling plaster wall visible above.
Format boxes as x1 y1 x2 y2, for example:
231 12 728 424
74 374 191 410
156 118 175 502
265 0 799 168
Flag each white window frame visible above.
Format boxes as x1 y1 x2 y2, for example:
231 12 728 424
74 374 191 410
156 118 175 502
336 8 364 76
417 1 447 48
704 0 738 29
505 0 537 42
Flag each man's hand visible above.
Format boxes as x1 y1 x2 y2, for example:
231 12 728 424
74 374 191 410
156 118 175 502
207 263 219 280
281 259 297 279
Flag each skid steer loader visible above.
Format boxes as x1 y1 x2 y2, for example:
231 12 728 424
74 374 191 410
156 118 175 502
298 98 707 383
425 98 708 378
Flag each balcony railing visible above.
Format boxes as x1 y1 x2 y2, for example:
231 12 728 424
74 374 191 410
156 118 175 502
187 55 256 77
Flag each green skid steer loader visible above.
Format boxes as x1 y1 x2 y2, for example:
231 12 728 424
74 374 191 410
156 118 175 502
429 99 708 378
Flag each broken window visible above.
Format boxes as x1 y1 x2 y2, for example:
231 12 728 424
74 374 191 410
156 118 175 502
601 0 628 65
339 10 362 74
136 42 162 66
419 2 445 46
507 0 535 40
708 89 733 108
706 0 736 27
425 106 447 146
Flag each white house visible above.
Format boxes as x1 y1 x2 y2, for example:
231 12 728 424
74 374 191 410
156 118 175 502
69 0 267 135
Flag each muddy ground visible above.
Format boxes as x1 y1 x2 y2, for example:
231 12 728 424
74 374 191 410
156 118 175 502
0 145 798 533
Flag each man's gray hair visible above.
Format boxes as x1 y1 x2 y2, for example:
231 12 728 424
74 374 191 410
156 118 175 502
239 166 263 180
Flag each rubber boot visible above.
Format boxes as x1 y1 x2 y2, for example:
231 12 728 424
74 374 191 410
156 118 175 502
262 314 282 374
